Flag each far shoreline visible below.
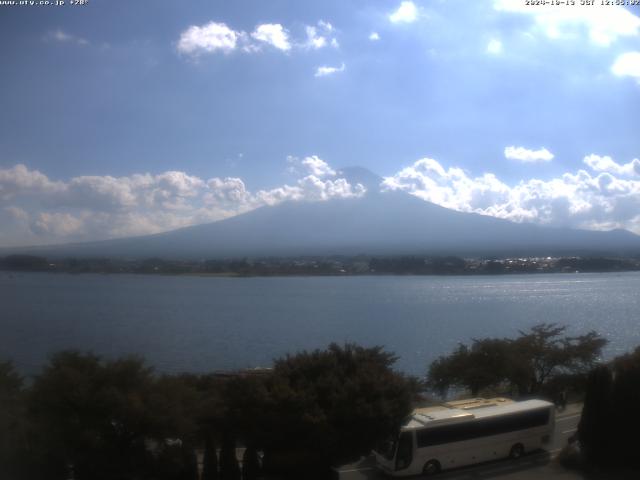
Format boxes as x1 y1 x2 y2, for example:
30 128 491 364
2 253 640 277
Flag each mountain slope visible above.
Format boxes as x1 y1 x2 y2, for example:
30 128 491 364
5 168 640 259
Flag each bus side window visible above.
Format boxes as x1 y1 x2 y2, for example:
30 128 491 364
395 432 413 471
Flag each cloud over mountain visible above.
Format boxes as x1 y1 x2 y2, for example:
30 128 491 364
0 158 365 246
383 155 640 234
2 152 640 247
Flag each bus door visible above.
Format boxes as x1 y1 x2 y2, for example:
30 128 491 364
395 431 414 472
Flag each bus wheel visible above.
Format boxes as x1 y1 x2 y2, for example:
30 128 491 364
422 460 440 476
509 444 524 459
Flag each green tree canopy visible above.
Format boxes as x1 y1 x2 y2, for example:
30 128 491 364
28 351 157 479
2 344 418 479
428 323 607 397
27 351 211 480
262 343 416 472
428 338 512 396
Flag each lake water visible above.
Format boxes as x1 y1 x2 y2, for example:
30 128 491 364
1 272 639 377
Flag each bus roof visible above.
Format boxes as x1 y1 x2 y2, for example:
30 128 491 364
444 397 514 410
403 399 553 431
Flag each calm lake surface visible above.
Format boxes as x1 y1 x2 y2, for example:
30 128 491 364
1 272 639 377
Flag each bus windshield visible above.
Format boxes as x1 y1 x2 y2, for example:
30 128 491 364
395 431 413 471
377 436 398 461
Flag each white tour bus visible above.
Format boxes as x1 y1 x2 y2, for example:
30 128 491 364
374 398 555 476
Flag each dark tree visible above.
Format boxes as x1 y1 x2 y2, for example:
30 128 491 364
427 324 607 397
578 347 640 467
512 324 607 394
0 361 26 479
146 374 201 442
577 365 613 464
180 442 199 480
610 347 640 465
219 434 241 480
28 351 156 480
241 446 261 480
259 343 416 472
428 339 511 396
201 434 219 480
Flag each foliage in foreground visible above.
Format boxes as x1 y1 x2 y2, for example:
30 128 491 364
0 344 416 480
578 347 640 468
427 323 607 397
261 344 416 470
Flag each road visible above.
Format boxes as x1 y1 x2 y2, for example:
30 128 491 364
334 405 582 480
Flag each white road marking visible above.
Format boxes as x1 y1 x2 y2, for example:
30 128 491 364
337 467 374 473
562 428 577 434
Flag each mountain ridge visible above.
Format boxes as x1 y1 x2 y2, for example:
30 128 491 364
3 167 640 259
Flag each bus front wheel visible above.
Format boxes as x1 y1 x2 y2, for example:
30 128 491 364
509 443 524 459
422 460 440 476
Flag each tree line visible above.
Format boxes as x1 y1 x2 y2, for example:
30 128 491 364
0 344 417 480
426 323 607 398
3 254 640 276
2 325 638 479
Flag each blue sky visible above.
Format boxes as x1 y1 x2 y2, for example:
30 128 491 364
1 0 639 246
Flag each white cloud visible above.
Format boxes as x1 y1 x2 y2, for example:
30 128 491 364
383 156 640 234
251 23 291 51
504 146 554 163
0 158 365 245
204 177 252 208
303 20 339 50
314 62 346 77
486 38 503 55
287 155 338 178
257 176 365 205
494 0 640 46
296 176 365 201
300 156 337 177
611 51 640 81
390 1 418 24
31 212 86 238
45 29 89 46
177 22 242 55
306 26 327 49
369 32 380 41
0 164 64 199
318 20 334 32
178 19 340 57
382 158 512 213
64 175 139 211
4 206 29 222
583 154 640 177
